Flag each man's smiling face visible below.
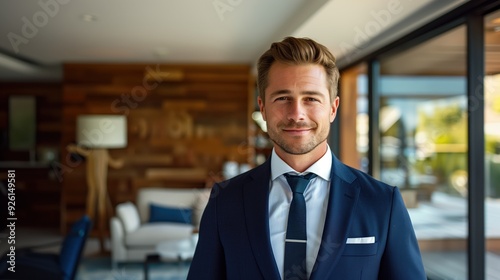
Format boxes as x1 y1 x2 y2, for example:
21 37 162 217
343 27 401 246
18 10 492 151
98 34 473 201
258 62 339 157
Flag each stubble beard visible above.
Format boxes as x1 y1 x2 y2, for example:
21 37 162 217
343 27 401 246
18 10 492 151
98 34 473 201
267 121 329 155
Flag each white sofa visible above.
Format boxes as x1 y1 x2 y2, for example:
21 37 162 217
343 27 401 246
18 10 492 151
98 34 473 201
110 187 210 266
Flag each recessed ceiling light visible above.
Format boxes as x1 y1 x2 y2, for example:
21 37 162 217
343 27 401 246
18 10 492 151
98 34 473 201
81 14 98 22
492 18 500 24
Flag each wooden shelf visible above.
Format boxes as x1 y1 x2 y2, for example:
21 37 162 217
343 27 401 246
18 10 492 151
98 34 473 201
145 167 207 181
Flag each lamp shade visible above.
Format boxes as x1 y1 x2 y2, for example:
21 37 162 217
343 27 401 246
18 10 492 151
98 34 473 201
76 115 127 148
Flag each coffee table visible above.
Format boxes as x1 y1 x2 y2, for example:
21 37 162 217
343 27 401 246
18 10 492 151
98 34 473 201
144 234 198 280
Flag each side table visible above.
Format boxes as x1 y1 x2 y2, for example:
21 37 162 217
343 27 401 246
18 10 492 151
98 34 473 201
144 234 198 280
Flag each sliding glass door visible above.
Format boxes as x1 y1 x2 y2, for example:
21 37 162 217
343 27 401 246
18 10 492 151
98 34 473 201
378 25 468 279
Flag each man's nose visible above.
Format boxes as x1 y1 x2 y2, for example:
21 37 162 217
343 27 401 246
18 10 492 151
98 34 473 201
287 100 306 122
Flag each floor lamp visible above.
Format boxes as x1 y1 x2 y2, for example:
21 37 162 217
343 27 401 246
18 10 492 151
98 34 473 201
67 115 127 252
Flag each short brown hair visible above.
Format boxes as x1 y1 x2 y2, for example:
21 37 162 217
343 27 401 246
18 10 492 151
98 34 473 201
257 37 339 103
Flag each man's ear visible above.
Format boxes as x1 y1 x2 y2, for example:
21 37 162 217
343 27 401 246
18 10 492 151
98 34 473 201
330 96 340 123
258 96 266 121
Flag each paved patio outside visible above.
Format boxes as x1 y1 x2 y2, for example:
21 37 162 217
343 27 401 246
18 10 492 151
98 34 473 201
407 192 500 280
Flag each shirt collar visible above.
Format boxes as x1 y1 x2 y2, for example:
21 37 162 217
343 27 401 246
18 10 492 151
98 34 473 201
270 145 332 181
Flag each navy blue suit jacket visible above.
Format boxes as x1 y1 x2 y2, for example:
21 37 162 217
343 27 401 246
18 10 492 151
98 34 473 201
187 155 426 279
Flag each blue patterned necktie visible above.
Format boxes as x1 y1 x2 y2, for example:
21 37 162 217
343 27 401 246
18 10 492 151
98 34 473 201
283 173 317 280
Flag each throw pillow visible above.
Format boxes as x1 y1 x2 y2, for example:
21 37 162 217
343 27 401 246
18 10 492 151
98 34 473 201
149 203 192 224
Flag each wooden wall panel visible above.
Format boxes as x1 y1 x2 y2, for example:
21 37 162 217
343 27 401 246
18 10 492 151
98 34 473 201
61 63 253 233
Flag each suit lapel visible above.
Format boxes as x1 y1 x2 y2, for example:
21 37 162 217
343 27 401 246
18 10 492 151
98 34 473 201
310 155 360 280
243 160 281 280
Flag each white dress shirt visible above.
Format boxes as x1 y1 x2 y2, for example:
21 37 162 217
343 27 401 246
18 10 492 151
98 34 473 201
268 146 332 279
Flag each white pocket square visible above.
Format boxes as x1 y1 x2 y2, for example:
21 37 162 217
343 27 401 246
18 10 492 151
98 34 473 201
346 236 375 244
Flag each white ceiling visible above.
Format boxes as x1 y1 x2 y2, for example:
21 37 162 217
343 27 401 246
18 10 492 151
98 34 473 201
0 0 466 81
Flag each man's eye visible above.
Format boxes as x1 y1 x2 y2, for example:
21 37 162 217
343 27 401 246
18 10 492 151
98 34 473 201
305 97 319 102
275 96 289 101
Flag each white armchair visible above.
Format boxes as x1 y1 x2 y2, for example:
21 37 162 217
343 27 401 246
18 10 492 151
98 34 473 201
110 187 210 266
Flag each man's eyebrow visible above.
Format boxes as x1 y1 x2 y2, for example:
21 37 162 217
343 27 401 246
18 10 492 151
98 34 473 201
268 89 291 98
268 90 324 98
301 90 324 96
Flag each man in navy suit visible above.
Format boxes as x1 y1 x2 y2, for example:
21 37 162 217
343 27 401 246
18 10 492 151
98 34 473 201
187 37 426 280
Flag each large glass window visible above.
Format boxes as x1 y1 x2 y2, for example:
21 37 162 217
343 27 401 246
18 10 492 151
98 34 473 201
484 9 500 280
379 26 468 279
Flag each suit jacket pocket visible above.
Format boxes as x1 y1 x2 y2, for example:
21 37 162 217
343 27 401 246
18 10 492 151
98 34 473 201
342 243 378 256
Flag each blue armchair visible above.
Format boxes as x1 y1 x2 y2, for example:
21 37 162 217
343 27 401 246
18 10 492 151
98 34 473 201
0 215 91 280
